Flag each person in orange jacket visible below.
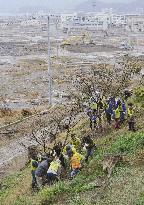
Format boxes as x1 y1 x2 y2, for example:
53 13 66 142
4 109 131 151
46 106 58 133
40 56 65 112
69 150 84 178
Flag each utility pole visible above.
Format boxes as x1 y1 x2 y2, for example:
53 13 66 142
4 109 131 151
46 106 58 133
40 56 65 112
55 18 61 103
56 18 59 60
47 15 52 105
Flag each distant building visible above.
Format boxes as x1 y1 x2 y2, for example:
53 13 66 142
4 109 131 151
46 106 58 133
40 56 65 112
61 12 110 33
60 11 144 33
126 15 144 32
111 15 127 27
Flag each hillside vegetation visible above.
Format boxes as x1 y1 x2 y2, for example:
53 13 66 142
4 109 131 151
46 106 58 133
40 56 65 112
0 111 143 205
0 61 144 205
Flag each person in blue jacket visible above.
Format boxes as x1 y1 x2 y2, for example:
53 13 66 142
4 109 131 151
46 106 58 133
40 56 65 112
105 99 114 124
120 100 127 123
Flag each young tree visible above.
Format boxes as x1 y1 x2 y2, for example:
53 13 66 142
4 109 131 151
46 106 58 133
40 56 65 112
72 55 143 105
28 104 80 153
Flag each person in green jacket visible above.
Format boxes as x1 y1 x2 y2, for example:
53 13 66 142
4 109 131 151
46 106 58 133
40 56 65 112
31 154 38 189
70 134 81 152
127 103 136 131
114 106 121 129
90 100 98 114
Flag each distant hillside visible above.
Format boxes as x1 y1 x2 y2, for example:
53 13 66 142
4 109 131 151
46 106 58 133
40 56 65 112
18 6 50 13
76 0 144 13
1 0 144 14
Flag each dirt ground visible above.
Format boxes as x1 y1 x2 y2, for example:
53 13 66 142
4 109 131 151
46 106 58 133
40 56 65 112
64 43 122 53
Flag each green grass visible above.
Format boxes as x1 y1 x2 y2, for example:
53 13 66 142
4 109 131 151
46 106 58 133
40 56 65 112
0 167 31 205
107 131 144 155
37 130 144 205
135 192 144 205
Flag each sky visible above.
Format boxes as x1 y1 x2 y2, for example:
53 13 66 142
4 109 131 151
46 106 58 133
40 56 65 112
0 0 136 13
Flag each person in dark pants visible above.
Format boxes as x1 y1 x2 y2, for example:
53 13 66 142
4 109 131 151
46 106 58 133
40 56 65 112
106 112 112 124
53 142 66 169
47 158 61 186
35 157 53 189
89 112 97 129
128 103 136 132
31 155 38 189
82 135 96 162
104 100 114 125
90 100 98 114
129 117 136 131
120 101 127 124
53 142 62 157
114 105 121 129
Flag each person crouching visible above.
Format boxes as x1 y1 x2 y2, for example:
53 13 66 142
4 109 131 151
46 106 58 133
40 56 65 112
35 156 53 189
47 157 61 186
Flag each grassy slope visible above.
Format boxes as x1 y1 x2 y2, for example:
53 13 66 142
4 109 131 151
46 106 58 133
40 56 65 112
0 95 144 205
0 124 143 205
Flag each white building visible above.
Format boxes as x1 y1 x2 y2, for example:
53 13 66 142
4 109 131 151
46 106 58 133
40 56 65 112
61 13 77 23
58 12 144 33
126 15 144 32
61 12 111 33
111 15 127 27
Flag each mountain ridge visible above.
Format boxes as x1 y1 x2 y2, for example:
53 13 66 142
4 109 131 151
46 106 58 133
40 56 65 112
76 0 144 13
0 0 144 14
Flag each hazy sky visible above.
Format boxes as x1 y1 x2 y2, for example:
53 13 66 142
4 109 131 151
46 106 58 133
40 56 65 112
0 0 136 13
101 0 134 2
0 0 135 5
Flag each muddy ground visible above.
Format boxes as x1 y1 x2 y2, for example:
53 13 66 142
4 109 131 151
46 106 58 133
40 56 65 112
64 44 123 53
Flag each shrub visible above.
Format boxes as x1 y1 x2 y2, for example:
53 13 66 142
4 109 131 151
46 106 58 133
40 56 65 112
21 109 32 117
134 87 144 104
